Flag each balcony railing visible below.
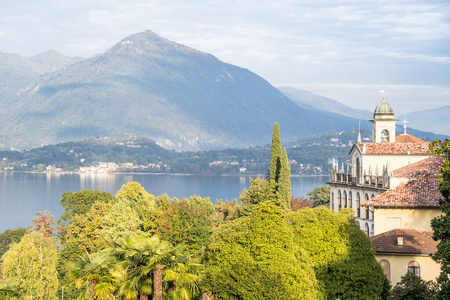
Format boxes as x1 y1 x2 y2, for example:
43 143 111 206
331 171 384 188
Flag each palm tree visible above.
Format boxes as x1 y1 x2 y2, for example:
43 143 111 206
163 262 203 300
110 234 178 300
69 252 115 300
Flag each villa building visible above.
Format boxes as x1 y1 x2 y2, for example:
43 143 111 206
328 97 442 284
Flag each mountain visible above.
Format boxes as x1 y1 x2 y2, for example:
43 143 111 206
278 86 372 120
398 106 450 136
1 30 361 150
0 50 82 113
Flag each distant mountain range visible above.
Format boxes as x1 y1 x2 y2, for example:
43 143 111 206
278 87 372 120
280 86 450 138
0 30 447 150
398 106 450 136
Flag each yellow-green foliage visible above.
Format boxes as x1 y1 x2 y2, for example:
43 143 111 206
286 207 389 299
203 202 319 299
100 182 160 242
2 232 59 300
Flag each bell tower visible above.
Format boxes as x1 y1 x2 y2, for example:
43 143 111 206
370 97 398 143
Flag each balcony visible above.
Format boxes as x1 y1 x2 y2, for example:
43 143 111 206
330 171 384 188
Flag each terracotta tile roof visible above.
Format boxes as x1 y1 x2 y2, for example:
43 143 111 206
393 157 444 178
395 134 427 143
361 157 444 208
362 142 430 155
371 229 437 254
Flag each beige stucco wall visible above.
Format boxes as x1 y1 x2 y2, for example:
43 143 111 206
362 154 431 176
374 208 441 235
375 254 440 285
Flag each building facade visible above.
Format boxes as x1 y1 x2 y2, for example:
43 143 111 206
328 97 442 284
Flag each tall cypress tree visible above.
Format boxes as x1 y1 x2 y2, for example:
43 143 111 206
269 122 282 182
279 148 292 209
269 122 292 210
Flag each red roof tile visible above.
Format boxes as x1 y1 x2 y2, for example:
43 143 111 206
362 142 430 155
393 157 444 178
371 228 437 254
395 134 427 143
361 157 444 208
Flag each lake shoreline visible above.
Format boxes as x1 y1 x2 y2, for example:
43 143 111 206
2 170 329 178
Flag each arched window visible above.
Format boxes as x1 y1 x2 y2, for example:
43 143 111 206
356 157 361 184
356 193 361 217
348 192 352 208
379 259 391 282
343 191 347 208
371 224 375 237
407 261 420 277
364 223 370 236
331 192 334 210
381 130 390 143
365 194 370 219
338 190 342 210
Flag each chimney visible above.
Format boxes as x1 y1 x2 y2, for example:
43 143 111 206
397 231 404 246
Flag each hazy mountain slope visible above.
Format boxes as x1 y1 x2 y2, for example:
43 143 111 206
398 106 450 136
1 30 359 150
0 50 82 112
278 86 372 119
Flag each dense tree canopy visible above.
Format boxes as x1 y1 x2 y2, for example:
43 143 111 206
202 202 319 299
306 185 330 207
285 207 390 299
2 232 59 299
157 196 215 253
59 190 114 225
430 139 450 298
0 227 26 259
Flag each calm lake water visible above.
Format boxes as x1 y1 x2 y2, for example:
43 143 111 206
0 172 329 232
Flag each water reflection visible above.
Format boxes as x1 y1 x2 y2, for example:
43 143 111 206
0 173 328 232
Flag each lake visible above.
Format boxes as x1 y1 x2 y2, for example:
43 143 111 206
0 172 329 232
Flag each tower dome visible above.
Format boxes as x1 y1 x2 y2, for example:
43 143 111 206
373 98 394 119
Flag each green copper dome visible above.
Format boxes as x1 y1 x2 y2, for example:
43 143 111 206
374 98 394 117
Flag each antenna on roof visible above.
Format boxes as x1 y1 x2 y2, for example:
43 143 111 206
402 112 409 135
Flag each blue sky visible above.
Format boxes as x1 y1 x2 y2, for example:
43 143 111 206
1 0 449 112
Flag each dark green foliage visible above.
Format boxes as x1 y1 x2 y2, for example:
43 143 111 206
390 273 436 300
430 139 450 298
59 190 114 225
307 185 331 207
203 202 319 299
286 207 389 299
268 123 292 209
269 122 282 182
157 196 215 253
0 227 26 258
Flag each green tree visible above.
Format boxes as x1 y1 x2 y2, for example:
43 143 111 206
306 186 330 207
99 182 160 242
58 201 112 299
268 122 291 209
390 273 436 300
0 227 26 259
59 190 114 225
429 139 450 298
285 207 389 299
278 148 292 208
157 196 215 253
1 232 59 299
69 252 115 300
269 122 282 182
202 202 319 299
108 234 180 300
